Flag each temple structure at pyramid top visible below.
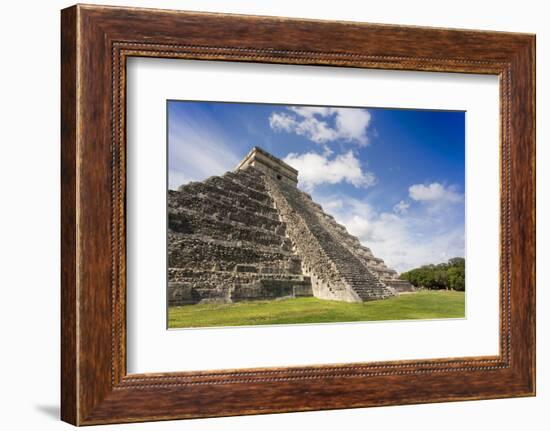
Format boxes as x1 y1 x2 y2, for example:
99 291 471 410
168 146 413 306
236 146 299 186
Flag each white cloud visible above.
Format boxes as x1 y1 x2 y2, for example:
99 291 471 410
409 182 463 203
269 107 371 146
168 112 240 189
334 108 371 143
269 112 337 144
314 193 465 273
393 200 410 215
283 151 376 191
288 106 332 118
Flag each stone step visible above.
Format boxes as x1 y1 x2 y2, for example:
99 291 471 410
169 189 281 231
168 268 313 306
205 174 272 204
169 268 309 282
383 278 415 292
176 181 278 217
169 207 288 247
168 232 295 256
313 209 395 277
171 185 278 218
225 170 269 195
168 233 300 273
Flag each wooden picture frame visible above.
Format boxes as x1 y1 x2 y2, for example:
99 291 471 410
61 4 535 425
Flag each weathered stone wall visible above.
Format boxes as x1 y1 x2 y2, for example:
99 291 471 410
231 278 313 302
168 233 296 272
168 269 312 305
169 208 286 247
383 279 416 292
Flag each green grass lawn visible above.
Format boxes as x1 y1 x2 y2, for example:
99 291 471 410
168 290 465 329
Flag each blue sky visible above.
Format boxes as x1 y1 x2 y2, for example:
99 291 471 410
168 100 465 272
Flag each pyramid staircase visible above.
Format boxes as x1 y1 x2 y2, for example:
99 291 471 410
263 175 394 302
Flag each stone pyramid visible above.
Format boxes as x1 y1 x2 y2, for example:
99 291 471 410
168 147 413 306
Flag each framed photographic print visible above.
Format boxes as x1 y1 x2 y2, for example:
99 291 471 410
164 101 466 330
61 4 536 425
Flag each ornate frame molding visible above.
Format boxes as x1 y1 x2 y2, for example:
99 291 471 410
61 5 535 425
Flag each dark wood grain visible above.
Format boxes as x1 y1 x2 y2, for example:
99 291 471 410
60 6 78 425
61 4 535 425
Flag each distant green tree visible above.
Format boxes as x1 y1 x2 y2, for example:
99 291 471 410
448 257 465 267
447 266 465 291
399 257 465 291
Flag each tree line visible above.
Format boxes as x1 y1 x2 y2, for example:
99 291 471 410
399 257 465 291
